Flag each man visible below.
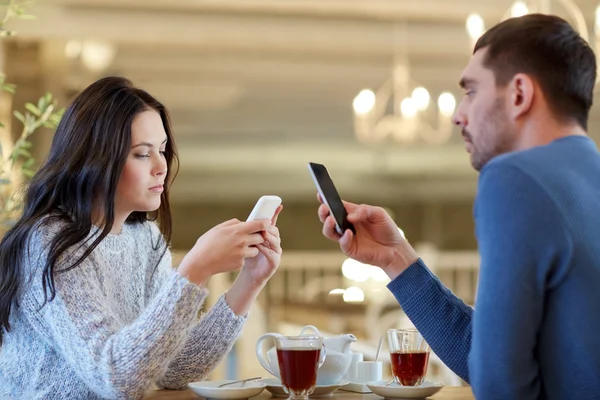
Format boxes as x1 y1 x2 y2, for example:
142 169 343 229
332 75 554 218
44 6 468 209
317 14 600 399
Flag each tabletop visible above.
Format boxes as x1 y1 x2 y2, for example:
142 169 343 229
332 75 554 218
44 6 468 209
145 387 474 400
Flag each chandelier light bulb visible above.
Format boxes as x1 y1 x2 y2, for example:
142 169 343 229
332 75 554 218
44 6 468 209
80 40 117 72
343 286 365 303
353 89 376 115
466 13 485 40
400 97 418 119
411 87 430 111
438 92 457 118
511 1 529 18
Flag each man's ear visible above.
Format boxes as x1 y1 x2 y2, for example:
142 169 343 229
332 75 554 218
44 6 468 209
507 73 535 119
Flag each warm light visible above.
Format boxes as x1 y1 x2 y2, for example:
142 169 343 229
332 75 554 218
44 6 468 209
353 89 376 115
342 258 370 282
329 288 345 295
369 267 389 282
400 98 418 119
511 1 529 18
438 92 456 118
80 40 116 72
596 5 600 36
398 227 406 239
411 87 430 111
343 286 365 303
466 13 485 40
65 40 82 59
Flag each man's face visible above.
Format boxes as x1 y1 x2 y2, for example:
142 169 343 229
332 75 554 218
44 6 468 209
452 48 518 171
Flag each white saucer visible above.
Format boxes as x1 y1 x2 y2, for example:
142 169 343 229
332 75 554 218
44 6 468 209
366 380 444 399
188 380 267 399
263 379 349 398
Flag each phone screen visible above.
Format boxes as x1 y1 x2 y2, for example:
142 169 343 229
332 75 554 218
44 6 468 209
308 162 356 235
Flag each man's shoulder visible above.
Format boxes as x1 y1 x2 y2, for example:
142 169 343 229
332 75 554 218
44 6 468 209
482 136 598 178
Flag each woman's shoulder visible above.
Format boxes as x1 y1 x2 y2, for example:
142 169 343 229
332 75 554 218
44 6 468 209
28 215 68 248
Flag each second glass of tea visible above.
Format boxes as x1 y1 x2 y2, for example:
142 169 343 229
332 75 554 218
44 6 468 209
275 335 326 400
387 328 430 386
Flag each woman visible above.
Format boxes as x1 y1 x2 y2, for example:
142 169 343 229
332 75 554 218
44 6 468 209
0 76 283 399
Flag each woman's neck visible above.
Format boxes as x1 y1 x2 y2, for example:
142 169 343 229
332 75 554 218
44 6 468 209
91 209 129 235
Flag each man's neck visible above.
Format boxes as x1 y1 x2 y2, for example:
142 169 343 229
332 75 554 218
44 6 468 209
515 120 587 151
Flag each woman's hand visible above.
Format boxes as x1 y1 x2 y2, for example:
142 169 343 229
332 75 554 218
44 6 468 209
177 218 271 287
225 205 283 315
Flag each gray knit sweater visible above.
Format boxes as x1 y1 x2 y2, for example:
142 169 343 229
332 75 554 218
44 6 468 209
0 219 247 399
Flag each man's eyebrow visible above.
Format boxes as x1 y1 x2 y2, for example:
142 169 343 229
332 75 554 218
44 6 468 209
132 138 168 149
459 77 477 88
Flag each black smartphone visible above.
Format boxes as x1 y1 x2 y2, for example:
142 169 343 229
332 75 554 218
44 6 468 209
307 162 356 235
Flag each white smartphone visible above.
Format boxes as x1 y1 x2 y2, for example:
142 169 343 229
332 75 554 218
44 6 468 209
307 162 356 235
246 195 282 222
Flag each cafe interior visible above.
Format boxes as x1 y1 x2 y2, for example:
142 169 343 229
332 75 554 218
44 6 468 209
5 0 600 394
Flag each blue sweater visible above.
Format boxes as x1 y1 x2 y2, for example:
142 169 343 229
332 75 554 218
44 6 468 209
388 136 600 400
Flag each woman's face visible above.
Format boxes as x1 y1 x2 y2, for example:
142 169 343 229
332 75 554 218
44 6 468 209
115 109 168 216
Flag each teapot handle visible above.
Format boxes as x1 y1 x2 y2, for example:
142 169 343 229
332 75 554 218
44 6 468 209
255 333 284 377
300 325 321 336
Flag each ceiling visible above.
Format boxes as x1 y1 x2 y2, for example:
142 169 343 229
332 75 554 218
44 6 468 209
10 0 600 203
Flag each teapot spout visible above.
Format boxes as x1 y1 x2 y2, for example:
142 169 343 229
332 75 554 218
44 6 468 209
325 333 357 354
339 334 357 352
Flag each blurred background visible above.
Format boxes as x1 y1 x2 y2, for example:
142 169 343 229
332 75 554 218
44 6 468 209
4 0 600 387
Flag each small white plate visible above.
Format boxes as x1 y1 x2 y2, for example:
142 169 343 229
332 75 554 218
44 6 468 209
366 380 444 399
263 379 349 398
188 380 267 399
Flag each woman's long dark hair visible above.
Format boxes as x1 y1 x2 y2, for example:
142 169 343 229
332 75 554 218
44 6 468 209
0 76 179 345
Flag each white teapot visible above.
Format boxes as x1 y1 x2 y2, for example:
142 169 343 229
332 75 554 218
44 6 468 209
256 325 357 386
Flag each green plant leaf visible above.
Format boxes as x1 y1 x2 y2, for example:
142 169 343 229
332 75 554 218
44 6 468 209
2 83 16 94
13 110 24 123
0 30 15 37
37 95 48 112
21 141 32 149
17 14 35 20
0 122 4 128
23 158 34 168
16 148 31 158
24 103 40 116
22 169 34 178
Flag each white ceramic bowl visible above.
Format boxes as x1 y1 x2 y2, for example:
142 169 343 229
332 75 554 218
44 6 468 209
366 380 444 399
188 380 267 400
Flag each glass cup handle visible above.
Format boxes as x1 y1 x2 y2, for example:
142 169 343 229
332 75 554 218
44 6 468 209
318 343 327 368
255 333 284 376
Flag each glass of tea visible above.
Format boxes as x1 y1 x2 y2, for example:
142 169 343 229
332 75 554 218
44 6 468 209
275 335 326 400
387 328 430 386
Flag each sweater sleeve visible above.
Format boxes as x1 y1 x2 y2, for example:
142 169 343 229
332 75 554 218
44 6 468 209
387 259 473 382
468 161 572 400
19 232 209 400
143 224 247 389
155 294 246 389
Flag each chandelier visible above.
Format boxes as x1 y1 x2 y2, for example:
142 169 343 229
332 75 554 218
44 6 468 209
353 0 600 146
351 25 457 146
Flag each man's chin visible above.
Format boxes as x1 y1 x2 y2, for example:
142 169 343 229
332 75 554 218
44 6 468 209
470 154 484 171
